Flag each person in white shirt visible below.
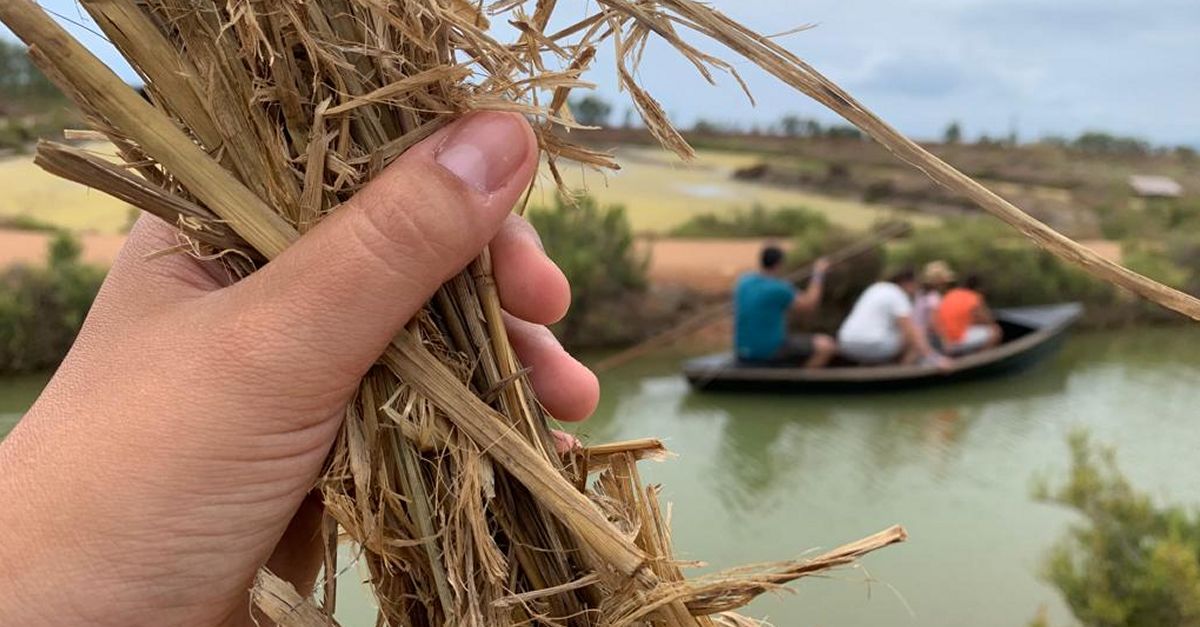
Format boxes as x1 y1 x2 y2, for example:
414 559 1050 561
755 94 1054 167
838 268 951 368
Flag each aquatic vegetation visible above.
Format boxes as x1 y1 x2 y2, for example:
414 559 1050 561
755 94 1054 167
1035 432 1200 627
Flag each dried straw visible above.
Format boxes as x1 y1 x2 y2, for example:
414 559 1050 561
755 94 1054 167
2 0 1189 625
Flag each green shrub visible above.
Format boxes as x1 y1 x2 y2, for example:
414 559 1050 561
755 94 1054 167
888 219 1114 307
527 194 647 343
670 205 830 238
1097 198 1200 241
1125 237 1200 298
0 214 60 233
789 224 886 331
0 233 105 374
1034 432 1200 626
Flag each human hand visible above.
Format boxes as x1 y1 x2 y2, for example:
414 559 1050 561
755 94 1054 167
0 113 598 626
934 354 955 373
813 257 831 278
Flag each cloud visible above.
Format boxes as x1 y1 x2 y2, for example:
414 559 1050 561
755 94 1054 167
2 0 1196 145
854 55 971 98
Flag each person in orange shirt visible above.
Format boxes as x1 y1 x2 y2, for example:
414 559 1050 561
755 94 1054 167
936 274 1002 356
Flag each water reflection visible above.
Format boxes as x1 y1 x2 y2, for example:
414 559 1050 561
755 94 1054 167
581 329 1200 626
673 361 1074 511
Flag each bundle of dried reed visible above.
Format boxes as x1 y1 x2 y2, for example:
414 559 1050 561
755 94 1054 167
0 0 1190 625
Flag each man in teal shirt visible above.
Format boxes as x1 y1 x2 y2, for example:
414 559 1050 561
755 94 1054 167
734 246 835 368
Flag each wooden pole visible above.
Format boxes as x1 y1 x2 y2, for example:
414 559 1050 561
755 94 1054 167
592 221 911 372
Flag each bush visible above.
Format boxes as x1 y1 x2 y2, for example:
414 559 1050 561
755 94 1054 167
888 219 1114 307
1101 198 1200 300
527 194 647 344
862 179 896 204
1034 432 1200 626
0 214 60 233
0 233 105 374
670 205 830 239
789 224 886 331
1125 236 1200 298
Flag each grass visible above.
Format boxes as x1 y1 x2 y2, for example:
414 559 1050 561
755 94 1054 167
531 146 938 233
3 140 933 237
0 144 132 234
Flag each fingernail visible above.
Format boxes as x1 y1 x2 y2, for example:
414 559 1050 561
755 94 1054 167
435 113 530 193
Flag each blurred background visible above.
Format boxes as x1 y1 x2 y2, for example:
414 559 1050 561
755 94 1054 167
2 1 1198 625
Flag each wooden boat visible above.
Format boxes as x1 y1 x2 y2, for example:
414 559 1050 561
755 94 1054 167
684 303 1084 393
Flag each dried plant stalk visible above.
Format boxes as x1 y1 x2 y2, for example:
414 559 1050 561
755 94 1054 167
9 0 1188 625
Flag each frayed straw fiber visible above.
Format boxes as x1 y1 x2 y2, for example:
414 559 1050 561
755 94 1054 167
1 1 1194 625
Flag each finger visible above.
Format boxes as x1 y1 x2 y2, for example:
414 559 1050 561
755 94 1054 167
219 112 539 378
505 313 599 422
491 215 570 325
551 430 582 454
262 491 327 595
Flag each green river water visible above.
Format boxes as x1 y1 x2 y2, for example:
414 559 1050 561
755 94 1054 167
3 327 1199 626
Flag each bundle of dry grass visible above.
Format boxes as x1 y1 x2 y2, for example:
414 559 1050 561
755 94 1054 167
0 0 1195 625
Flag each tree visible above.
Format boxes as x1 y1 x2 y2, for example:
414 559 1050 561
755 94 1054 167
1072 131 1150 156
780 114 803 137
824 125 863 141
0 39 59 100
570 95 613 127
943 121 962 145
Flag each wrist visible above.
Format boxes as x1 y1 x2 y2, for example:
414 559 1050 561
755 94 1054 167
0 433 102 626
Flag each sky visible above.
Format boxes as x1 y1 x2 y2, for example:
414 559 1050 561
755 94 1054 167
4 0 1198 146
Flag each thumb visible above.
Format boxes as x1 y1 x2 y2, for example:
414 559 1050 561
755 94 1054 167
219 112 538 378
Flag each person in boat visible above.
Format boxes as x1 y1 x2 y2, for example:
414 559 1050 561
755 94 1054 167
936 274 1003 356
837 268 951 368
734 246 837 369
915 260 956 347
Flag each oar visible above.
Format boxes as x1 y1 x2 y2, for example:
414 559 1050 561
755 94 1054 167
591 221 913 372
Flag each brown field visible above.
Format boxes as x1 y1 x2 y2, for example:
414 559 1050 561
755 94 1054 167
531 145 936 233
0 228 125 268
642 237 776 294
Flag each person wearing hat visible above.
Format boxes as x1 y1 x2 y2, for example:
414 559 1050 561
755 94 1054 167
915 260 956 346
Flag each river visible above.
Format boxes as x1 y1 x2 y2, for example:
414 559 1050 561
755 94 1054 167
2 328 1199 626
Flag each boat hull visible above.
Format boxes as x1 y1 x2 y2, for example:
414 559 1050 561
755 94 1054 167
684 303 1083 394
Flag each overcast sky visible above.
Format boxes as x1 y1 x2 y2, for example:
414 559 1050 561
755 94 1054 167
5 0 1198 146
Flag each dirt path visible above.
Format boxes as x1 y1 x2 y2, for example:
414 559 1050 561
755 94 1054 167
644 237 1125 295
642 237 780 294
1077 239 1123 264
1 229 1126 295
0 229 125 268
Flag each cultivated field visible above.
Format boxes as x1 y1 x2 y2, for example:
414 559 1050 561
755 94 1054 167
1 143 920 238
529 145 933 233
0 144 132 234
